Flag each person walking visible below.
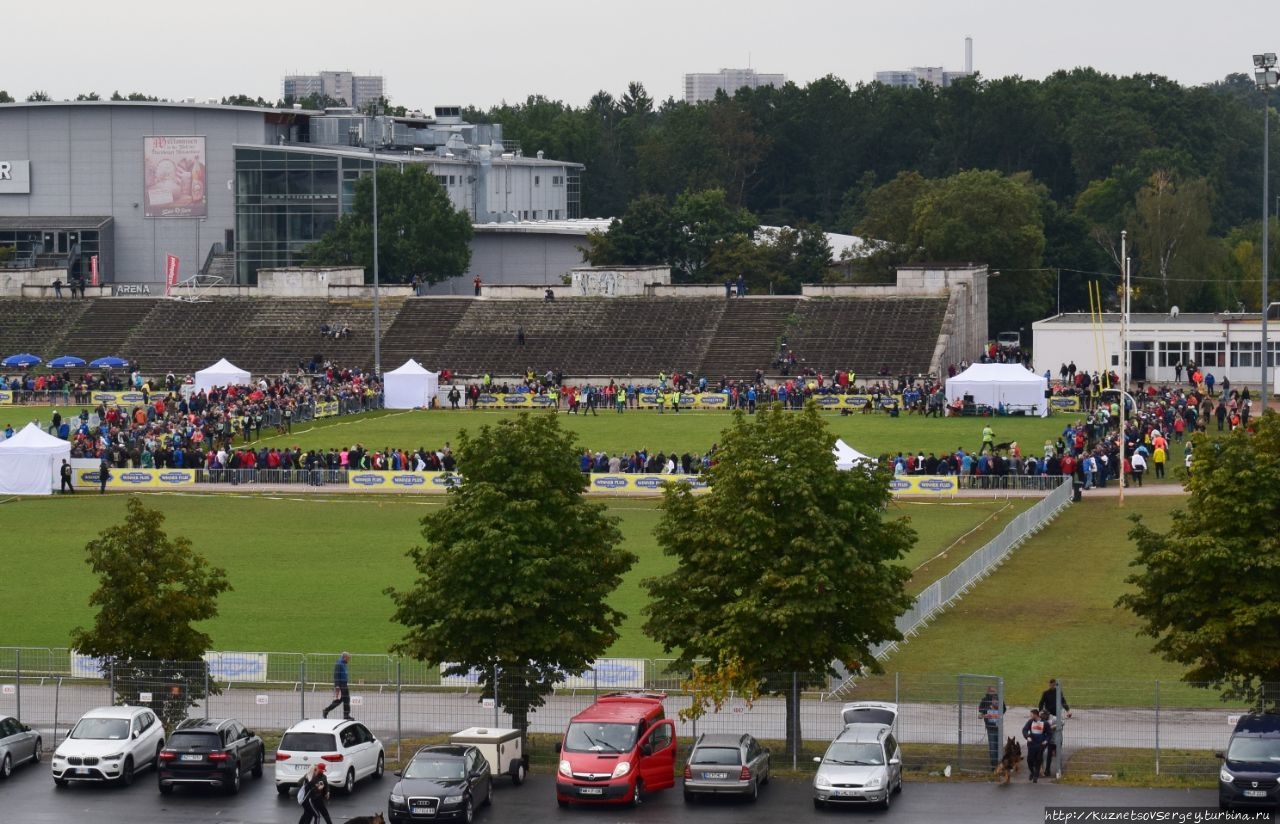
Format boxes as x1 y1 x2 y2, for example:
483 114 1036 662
1022 708 1050 782
98 454 111 494
59 458 75 494
1040 710 1061 779
322 652 352 720
978 685 1005 769
980 423 995 455
297 764 334 824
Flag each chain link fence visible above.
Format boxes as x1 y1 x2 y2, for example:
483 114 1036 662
0 649 1252 780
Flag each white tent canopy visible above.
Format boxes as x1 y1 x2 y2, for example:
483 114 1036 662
193 358 251 392
946 363 1049 418
833 438 873 469
0 423 72 495
384 359 439 409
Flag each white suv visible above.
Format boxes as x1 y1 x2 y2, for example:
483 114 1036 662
52 705 165 787
274 718 384 796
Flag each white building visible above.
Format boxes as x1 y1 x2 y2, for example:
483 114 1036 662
1033 312 1280 392
282 71 385 108
684 68 786 103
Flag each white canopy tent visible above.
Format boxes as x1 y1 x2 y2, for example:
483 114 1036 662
946 363 1049 418
193 358 251 392
0 423 72 495
384 360 439 409
833 438 873 469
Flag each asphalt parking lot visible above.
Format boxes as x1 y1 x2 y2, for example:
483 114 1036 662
0 758 1225 824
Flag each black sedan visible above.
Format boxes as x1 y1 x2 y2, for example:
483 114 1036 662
388 744 492 823
157 718 265 795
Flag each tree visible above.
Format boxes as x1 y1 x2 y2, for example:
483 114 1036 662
387 414 635 737
75 92 101 101
643 403 915 756
0 91 13 103
308 164 473 285
26 90 51 102
1119 415 1280 708
69 497 231 728
1129 171 1215 310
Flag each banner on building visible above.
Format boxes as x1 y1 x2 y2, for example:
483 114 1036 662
143 136 207 218
90 255 99 286
165 255 179 295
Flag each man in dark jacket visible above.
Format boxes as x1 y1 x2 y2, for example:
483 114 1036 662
978 685 1005 769
1022 708 1050 782
322 652 352 720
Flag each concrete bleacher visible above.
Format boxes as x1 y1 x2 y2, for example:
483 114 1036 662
0 293 950 383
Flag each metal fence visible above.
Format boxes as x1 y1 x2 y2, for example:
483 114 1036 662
0 648 1251 779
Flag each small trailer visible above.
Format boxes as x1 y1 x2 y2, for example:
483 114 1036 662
450 727 527 785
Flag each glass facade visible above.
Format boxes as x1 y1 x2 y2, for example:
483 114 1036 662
0 224 108 281
235 148 353 284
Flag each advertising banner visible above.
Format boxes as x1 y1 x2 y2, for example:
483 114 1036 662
91 391 147 406
165 254 179 294
72 462 196 489
313 400 340 418
588 474 708 495
143 136 207 218
1049 396 1082 413
90 255 99 286
347 471 459 492
0 160 32 194
887 476 959 496
0 389 11 405
559 658 646 690
204 652 269 682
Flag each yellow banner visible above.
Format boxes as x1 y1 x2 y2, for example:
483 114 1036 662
887 476 959 496
0 389 11 405
1048 396 1082 413
314 400 341 418
347 470 459 491
91 391 148 406
74 467 197 488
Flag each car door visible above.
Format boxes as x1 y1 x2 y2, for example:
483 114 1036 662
637 720 676 791
469 749 491 801
884 734 901 790
2 718 31 764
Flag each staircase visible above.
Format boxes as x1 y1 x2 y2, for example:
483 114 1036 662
697 297 801 381
58 299 160 362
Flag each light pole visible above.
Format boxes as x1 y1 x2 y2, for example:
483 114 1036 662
370 107 382 376
1254 52 1277 401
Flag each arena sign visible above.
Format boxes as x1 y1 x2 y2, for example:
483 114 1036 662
0 160 31 193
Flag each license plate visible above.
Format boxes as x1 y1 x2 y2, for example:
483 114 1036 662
704 771 728 779
1244 790 1267 798
75 768 89 775
836 789 857 797
180 754 203 762
579 787 603 796
411 803 434 812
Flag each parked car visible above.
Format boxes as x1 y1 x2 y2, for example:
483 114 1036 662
1217 711 1280 811
51 705 165 787
0 715 42 778
275 718 384 796
388 744 493 823
813 702 902 810
682 732 770 802
554 692 676 807
157 717 264 795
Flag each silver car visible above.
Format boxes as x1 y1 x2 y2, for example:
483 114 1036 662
683 732 770 802
813 702 902 810
0 716 42 778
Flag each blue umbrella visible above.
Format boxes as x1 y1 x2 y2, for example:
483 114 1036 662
2 353 42 368
89 356 129 369
48 355 87 368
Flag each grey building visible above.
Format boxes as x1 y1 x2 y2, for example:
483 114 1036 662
282 71 385 109
683 68 786 103
0 101 582 287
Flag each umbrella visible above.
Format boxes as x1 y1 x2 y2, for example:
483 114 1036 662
2 353 42 368
48 355 87 368
89 356 130 369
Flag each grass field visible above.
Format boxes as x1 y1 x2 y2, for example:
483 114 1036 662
2 491 1032 659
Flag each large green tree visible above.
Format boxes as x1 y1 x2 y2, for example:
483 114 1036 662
643 403 915 756
387 414 634 736
69 497 231 728
308 164 473 285
1119 414 1280 707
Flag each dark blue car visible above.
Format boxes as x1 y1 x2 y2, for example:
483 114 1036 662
1218 711 1280 811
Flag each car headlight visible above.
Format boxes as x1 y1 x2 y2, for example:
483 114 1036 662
559 759 572 777
814 773 831 789
441 794 464 806
865 774 883 789
1220 767 1235 783
103 753 123 761
390 792 405 805
611 761 631 779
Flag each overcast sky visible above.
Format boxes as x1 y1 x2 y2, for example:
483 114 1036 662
7 0 1273 109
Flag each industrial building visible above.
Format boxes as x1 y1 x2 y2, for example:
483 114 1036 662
875 37 975 88
683 68 786 103
281 71 385 109
0 101 582 289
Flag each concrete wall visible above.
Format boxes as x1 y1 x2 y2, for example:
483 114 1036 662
570 266 670 297
257 267 363 296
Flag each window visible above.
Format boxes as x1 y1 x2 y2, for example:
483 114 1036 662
552 175 564 186
534 175 540 186
1231 341 1262 368
1158 341 1189 368
648 724 673 752
1195 341 1225 368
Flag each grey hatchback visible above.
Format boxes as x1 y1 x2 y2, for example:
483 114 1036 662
682 732 770 802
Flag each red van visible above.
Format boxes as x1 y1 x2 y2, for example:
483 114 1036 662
555 692 676 807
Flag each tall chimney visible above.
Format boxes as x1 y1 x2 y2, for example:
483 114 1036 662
965 36 973 73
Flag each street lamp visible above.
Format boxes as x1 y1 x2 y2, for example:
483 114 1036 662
369 107 382 376
1254 52 1277 400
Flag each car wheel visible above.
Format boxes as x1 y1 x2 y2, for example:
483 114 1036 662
511 760 526 785
1 753 11 779
880 785 892 811
761 759 770 785
224 764 241 795
158 781 173 796
276 783 291 796
251 751 264 779
749 776 759 802
630 778 644 807
813 798 825 809
343 767 356 795
152 740 163 770
462 794 475 823
894 775 903 795
373 751 384 779
119 756 135 787
484 779 492 807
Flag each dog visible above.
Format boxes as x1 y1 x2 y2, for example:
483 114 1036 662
992 441 1014 453
994 736 1022 785
344 814 384 824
